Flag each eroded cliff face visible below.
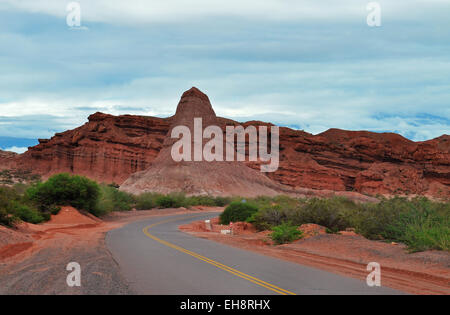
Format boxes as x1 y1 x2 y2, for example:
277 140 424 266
4 113 170 184
0 88 448 198
0 151 18 170
252 128 450 198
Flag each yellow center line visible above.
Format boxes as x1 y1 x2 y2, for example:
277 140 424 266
142 214 297 295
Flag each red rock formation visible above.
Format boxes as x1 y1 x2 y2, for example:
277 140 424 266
120 87 292 197
3 113 170 184
0 88 448 198
0 150 18 170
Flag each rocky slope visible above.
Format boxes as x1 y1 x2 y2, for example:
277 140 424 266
0 88 448 198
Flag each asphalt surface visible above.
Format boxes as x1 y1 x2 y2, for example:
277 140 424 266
0 242 133 295
106 212 403 295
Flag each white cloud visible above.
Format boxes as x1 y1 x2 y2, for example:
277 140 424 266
2 146 28 154
1 57 449 141
2 0 450 24
0 1 449 142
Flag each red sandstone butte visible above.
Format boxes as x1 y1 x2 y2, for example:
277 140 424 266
0 87 448 198
120 87 291 197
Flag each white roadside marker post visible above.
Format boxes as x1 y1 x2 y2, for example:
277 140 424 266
205 219 212 231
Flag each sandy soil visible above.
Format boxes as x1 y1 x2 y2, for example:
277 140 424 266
179 218 450 295
0 206 220 295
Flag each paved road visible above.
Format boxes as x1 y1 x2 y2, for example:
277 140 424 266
106 213 402 295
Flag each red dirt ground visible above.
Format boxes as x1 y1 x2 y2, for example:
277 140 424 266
179 218 450 295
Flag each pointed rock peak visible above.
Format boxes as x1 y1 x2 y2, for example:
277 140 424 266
174 87 216 123
180 87 210 103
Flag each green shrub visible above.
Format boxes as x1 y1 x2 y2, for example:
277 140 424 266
155 193 187 208
219 201 258 225
0 186 21 208
185 195 231 207
0 208 16 226
135 192 159 210
247 204 289 230
249 197 354 232
155 195 175 208
12 183 30 195
26 173 100 214
213 196 231 207
270 222 303 245
96 185 134 215
135 194 231 210
186 195 217 207
49 205 61 215
244 195 450 252
13 204 44 224
292 197 355 232
0 186 25 226
381 198 449 252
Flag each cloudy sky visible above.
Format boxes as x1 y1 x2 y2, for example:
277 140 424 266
0 0 449 153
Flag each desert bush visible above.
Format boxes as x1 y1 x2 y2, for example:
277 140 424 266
186 195 232 207
0 186 21 206
135 192 159 210
270 222 303 245
155 193 186 208
26 173 100 214
341 198 406 239
290 197 356 232
381 197 449 252
248 204 289 230
155 195 174 208
246 194 450 252
0 186 26 226
185 195 216 207
12 183 30 194
13 204 44 224
214 196 232 207
250 197 354 232
96 184 134 215
219 201 258 225
135 193 231 210
0 208 16 226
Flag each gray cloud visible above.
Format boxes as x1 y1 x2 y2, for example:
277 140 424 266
0 2 449 143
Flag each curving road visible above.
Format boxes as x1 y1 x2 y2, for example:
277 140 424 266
106 213 402 295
